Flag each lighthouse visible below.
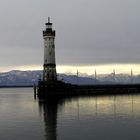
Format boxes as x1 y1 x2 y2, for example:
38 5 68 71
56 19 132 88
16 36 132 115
43 17 57 81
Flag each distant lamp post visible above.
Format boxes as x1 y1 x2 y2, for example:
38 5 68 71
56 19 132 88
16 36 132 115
95 69 97 84
131 69 133 84
77 70 79 85
113 69 116 83
77 70 79 77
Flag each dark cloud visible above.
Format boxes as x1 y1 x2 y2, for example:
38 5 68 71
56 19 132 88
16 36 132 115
0 0 140 69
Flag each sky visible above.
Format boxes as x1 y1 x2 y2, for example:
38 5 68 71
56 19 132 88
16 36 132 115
0 0 140 74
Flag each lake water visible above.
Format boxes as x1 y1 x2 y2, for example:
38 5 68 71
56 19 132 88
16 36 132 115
0 88 140 140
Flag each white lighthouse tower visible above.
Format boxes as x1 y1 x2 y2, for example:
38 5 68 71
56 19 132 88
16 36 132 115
43 17 57 81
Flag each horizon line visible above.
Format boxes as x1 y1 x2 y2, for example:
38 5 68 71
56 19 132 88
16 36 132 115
0 63 140 75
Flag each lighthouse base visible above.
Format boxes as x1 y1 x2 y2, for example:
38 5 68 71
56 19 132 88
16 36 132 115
37 80 76 99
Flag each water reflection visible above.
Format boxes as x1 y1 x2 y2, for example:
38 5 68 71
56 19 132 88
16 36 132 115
38 100 58 140
38 94 140 140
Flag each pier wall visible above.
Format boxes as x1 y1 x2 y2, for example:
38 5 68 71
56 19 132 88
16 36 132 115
37 81 140 99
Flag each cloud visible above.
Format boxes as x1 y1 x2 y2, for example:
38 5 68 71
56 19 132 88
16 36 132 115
0 0 140 70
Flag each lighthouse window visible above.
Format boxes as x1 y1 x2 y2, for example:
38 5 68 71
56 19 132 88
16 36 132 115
49 52 51 55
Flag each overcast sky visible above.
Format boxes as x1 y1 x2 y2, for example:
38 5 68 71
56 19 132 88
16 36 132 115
0 0 140 71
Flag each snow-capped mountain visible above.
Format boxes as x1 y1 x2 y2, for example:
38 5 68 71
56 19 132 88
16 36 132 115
57 74 97 85
0 70 41 86
0 70 139 86
96 73 140 84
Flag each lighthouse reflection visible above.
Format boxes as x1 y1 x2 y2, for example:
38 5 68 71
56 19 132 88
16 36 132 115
38 99 63 140
38 94 140 140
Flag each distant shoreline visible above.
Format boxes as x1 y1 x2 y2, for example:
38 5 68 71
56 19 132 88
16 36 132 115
0 85 33 88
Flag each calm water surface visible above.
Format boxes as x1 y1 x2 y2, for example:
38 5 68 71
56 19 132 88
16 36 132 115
0 88 140 140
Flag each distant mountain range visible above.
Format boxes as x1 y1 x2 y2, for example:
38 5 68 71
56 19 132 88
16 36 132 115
0 70 140 86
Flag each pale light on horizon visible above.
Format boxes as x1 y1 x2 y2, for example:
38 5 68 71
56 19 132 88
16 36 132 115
57 64 140 75
1 64 140 75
